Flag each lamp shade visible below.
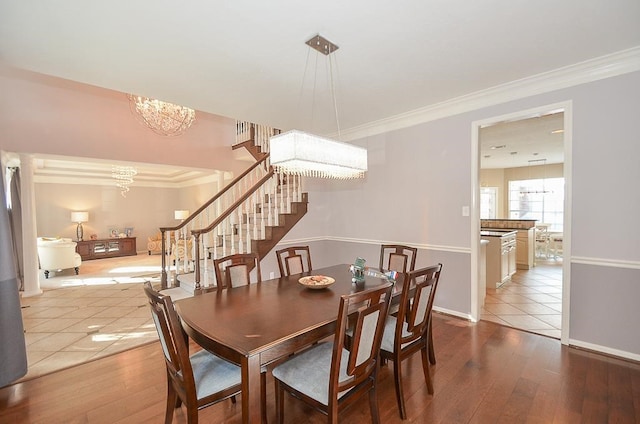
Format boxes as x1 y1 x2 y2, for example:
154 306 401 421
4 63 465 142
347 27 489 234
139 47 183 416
270 130 367 179
174 210 189 220
71 211 89 223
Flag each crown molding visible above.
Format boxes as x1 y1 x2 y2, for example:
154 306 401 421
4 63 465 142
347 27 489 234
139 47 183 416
340 46 640 141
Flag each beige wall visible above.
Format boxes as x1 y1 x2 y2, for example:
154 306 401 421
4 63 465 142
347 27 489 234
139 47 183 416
480 163 563 218
34 180 219 252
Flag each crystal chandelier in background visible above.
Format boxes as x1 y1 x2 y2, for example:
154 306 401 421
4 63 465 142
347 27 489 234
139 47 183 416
128 95 195 137
112 166 137 197
269 34 367 180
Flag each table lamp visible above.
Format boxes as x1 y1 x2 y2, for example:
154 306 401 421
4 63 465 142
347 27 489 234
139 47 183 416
174 210 189 221
71 211 89 241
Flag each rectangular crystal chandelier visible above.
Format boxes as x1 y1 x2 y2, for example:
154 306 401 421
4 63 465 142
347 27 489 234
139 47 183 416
270 130 367 179
269 35 367 180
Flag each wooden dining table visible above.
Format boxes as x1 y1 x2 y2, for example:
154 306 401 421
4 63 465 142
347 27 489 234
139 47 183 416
175 264 403 424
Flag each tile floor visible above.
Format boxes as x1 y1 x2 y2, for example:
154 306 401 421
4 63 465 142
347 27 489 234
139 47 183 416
481 258 563 339
17 254 166 382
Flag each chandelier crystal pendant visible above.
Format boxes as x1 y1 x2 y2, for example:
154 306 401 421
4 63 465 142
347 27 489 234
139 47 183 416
269 34 367 180
112 166 137 197
128 95 195 137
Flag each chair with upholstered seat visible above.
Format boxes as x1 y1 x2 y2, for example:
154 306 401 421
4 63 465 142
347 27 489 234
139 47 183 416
535 226 550 259
380 263 442 419
272 282 393 424
379 244 417 274
147 232 164 255
213 252 262 289
211 252 268 422
36 237 82 279
143 282 242 424
378 244 440 366
275 246 312 277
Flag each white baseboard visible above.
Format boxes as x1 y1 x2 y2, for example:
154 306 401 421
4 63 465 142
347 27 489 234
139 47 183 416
433 306 472 321
568 338 640 363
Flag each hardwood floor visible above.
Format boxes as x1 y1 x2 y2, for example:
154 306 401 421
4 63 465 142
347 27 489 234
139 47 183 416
2 313 639 423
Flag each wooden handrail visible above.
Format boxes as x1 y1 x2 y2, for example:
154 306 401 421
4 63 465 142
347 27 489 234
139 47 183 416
191 169 275 290
159 155 269 233
159 154 270 287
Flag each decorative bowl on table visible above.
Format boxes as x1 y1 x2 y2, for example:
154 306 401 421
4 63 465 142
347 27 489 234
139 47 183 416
298 275 335 290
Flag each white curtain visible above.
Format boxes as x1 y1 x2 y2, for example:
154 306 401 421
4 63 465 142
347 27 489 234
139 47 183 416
0 167 27 386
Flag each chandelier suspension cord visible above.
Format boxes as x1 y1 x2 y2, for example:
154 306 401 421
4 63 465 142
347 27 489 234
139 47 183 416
268 34 367 180
328 51 342 139
296 47 313 131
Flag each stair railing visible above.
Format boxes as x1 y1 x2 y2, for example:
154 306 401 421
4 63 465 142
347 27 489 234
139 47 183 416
158 122 298 290
191 168 276 291
159 153 272 287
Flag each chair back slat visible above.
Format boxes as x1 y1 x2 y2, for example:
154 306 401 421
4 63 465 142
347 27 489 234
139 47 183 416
398 264 441 346
276 246 312 277
388 253 408 273
379 244 417 274
331 283 393 396
285 255 304 275
214 253 262 289
143 282 194 389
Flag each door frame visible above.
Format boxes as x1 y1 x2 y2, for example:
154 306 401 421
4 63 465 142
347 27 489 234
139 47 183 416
470 101 572 345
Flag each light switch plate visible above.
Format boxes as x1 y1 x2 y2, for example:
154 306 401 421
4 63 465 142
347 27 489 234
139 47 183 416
462 206 470 216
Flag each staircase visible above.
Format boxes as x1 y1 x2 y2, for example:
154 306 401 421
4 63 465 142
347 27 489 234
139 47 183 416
158 122 308 294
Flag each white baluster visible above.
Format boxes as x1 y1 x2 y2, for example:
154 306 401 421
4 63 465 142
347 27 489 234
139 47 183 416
237 205 244 254
246 199 252 253
273 174 280 226
267 177 273 227
230 213 235 254
221 221 226 258
286 175 292 213
279 172 285 215
260 184 266 239
252 191 258 239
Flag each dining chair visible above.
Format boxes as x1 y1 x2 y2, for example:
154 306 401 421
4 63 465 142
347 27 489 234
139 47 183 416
380 263 442 419
535 226 550 259
143 282 242 424
272 282 394 424
275 246 312 277
378 244 439 366
213 252 262 289
379 244 417 274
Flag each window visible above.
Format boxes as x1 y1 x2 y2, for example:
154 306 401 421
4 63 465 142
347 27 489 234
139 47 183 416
480 187 497 219
508 178 564 231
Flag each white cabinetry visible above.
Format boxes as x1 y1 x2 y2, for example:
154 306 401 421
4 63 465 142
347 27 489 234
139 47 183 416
516 228 535 270
483 231 517 289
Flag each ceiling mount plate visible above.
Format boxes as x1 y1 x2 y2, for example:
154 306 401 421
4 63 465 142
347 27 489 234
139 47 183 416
305 34 339 55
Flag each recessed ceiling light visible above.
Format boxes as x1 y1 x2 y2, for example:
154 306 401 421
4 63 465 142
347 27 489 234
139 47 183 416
510 152 518 155
484 155 491 158
551 129 564 134
490 145 506 150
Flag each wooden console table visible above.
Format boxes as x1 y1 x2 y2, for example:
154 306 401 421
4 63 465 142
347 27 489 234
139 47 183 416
76 237 137 261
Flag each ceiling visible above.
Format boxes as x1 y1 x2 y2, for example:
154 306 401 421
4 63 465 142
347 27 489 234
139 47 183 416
480 111 565 169
1 1 639 175
27 154 228 188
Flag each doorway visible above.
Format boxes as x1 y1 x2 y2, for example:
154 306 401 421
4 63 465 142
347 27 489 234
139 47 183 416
471 102 571 344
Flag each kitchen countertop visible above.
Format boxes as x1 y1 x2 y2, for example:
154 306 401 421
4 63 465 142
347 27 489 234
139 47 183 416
480 219 538 230
481 230 517 237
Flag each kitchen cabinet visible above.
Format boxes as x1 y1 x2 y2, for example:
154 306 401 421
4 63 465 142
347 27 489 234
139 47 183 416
516 228 535 269
482 230 517 289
